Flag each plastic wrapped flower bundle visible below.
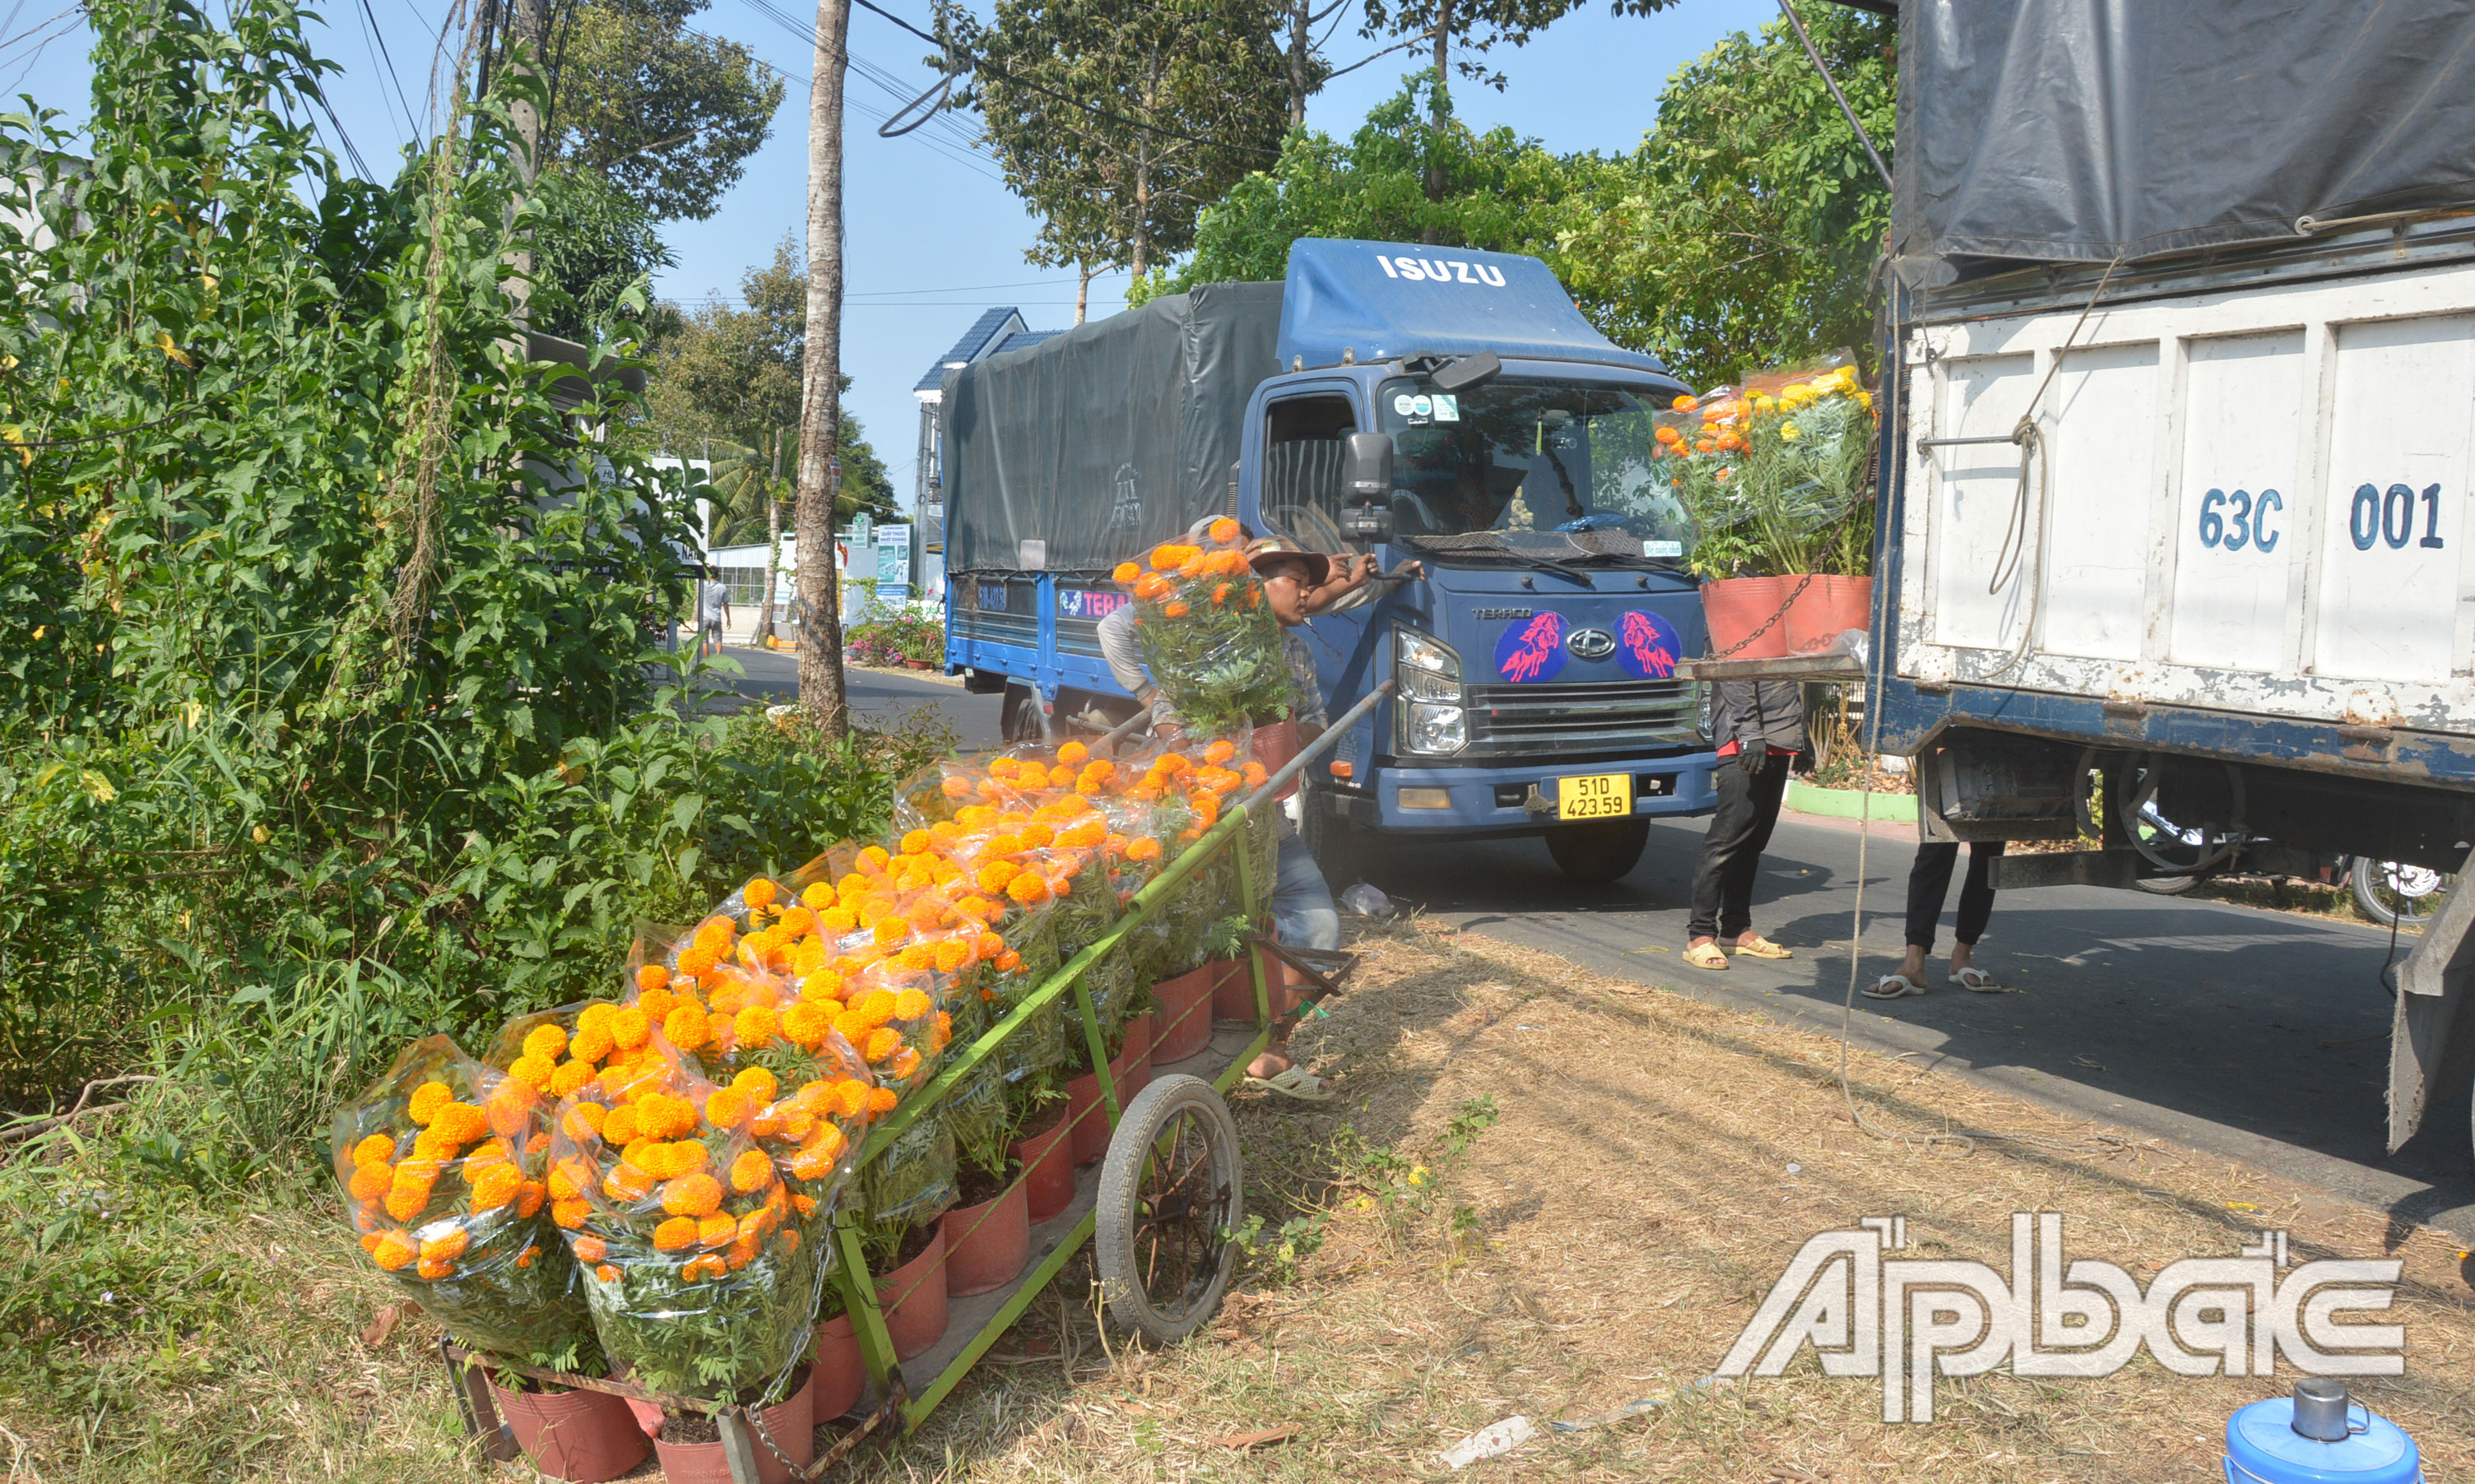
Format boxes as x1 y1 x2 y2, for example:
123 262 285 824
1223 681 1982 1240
331 1036 597 1366
1116 518 1291 734
543 1054 851 1395
1657 350 1878 579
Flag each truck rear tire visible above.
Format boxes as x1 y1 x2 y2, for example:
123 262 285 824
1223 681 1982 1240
1545 819 1649 883
1000 682 1044 744
1300 777 1367 888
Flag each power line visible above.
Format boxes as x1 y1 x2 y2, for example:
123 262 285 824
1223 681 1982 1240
355 0 422 151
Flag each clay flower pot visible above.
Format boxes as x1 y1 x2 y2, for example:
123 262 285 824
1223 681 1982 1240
1211 948 1300 1025
1701 576 1795 660
811 1312 866 1424
1011 1103 1075 1222
1250 717 1303 801
940 1175 1032 1296
486 1375 650 1482
650 1370 813 1484
1149 963 1215 1064
1065 1016 1153 1166
877 1226 950 1361
1781 574 1873 656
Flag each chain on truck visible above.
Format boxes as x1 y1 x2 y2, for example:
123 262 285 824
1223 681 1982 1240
1834 1 2475 1160
936 239 1720 887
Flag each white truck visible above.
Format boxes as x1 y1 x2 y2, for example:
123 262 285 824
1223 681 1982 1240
1864 1 2475 1156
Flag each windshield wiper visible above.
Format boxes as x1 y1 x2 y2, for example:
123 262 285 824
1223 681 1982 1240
1397 535 1594 585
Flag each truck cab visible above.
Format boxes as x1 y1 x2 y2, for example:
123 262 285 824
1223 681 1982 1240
944 239 1718 882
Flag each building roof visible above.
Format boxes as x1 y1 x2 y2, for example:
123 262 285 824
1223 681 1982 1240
912 307 1030 394
989 328 1063 357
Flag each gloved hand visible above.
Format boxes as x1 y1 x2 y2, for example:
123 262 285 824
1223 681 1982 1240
1739 746 1775 778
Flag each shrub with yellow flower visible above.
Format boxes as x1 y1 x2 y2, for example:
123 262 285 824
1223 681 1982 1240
1117 521 1291 735
331 1036 595 1367
1661 350 1877 580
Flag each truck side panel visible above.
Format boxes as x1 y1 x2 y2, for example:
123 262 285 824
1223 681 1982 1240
1898 259 2475 750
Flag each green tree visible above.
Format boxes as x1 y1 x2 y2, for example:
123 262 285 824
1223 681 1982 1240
945 0 1293 283
644 237 900 536
529 162 680 341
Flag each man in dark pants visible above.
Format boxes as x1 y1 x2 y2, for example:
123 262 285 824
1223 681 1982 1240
1869 841 2007 996
1684 679 1806 970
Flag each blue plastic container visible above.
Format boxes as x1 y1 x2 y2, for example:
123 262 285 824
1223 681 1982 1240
2224 1394 2421 1484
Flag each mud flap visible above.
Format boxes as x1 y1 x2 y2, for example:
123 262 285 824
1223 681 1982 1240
2386 851 2475 1154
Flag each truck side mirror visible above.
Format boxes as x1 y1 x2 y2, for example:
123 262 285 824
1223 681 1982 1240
1342 431 1395 543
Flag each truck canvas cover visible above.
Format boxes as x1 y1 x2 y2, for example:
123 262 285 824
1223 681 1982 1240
1277 239 1667 377
1893 1 2475 282
940 281 1282 575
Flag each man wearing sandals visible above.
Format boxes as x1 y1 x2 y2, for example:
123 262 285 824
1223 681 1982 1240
1683 679 1804 971
1869 841 2006 998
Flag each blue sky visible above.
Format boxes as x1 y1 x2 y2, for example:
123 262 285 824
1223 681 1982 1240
7 0 1777 508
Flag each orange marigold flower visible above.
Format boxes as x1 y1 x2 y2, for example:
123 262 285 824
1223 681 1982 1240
1019 821 1055 847
1057 740 1089 766
699 1212 739 1247
570 1023 615 1064
517 1180 546 1218
976 930 1006 958
674 944 717 976
468 1163 522 1211
705 1087 751 1129
872 917 908 946
652 1216 698 1251
348 1162 391 1201
1006 873 1050 906
729 1149 773 1193
611 1007 651 1050
940 773 971 800
1149 542 1196 571
858 845 891 873
1208 517 1242 544
682 1254 728 1282
866 1087 899 1115
416 1256 455 1281
659 1003 709 1051
420 1229 471 1267
587 1262 615 1282
435 1101 490 1144
932 939 970 973
600 1104 640 1146
744 877 778 910
661 1173 724 1217
1060 819 1106 847
648 1092 700 1139
861 1027 904 1064
370 1230 418 1270
820 906 859 934
892 987 931 1020
1212 582 1232 605
521 1023 569 1063
516 1245 540 1269
548 1157 592 1200
407 1081 453 1125
636 963 671 995
782 1000 832 1048
734 1003 780 1047
572 1236 608 1264
1112 560 1140 583
351 1134 396 1166
996 949 1023 972
800 969 846 1004
549 1060 596 1097
1203 740 1235 764
854 988 898 1027
636 985 679 1023
670 1141 710 1176
894 944 932 972
552 1197 592 1229
1133 572 1172 601
889 1046 923 1080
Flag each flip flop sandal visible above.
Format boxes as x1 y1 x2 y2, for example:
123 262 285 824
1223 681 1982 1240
1244 1066 1335 1102
1865 974 1926 999
1683 943 1730 971
1950 967 2004 993
1731 936 1794 960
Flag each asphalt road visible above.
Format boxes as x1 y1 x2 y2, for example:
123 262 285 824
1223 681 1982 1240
1357 809 2475 1241
710 647 1003 748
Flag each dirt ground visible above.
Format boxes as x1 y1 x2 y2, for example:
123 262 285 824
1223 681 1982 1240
837 916 2475 1483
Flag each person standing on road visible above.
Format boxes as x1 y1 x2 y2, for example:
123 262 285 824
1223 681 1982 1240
697 576 731 658
1869 840 2007 997
1683 679 1805 970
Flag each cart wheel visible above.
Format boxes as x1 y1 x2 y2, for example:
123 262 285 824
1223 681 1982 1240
1094 1074 1243 1343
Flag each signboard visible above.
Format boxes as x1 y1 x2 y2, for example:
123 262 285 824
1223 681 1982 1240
1056 587 1130 620
875 522 912 603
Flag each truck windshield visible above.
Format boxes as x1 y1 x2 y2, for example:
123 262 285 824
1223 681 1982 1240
1376 376 1691 563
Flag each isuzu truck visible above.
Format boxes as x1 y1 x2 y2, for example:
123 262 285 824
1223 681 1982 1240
940 239 1713 883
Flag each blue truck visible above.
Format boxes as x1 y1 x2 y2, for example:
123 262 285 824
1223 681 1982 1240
938 239 1714 883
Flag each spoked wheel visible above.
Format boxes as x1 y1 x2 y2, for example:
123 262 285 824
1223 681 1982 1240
2351 857 2454 929
1094 1074 1243 1343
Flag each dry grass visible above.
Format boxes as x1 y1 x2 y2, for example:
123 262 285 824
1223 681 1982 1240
846 916 2475 1483
14 920 2473 1482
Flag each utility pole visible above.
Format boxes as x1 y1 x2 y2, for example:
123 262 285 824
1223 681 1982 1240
795 0 852 736
1423 0 1448 243
504 0 547 318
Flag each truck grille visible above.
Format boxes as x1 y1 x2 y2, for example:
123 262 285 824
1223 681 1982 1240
1463 679 1700 758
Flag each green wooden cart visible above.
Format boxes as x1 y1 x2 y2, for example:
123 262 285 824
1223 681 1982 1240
448 687 1381 1481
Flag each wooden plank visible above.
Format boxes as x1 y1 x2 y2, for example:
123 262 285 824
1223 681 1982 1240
1677 652 1867 683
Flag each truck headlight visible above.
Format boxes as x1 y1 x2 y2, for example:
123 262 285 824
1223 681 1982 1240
1695 680 1713 742
1393 627 1466 754
1405 701 1468 754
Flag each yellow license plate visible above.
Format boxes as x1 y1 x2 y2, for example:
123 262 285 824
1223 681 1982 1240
1557 772 1632 820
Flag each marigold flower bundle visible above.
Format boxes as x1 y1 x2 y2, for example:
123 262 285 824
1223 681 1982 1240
543 1056 836 1394
1119 519 1292 734
1659 350 1878 579
331 1036 595 1366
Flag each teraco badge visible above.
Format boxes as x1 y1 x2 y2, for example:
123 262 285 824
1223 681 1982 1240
1716 1214 2403 1422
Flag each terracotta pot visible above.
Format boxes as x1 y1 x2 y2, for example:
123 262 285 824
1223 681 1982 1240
486 1376 650 1482
1700 576 1794 661
940 1176 1031 1296
876 1227 950 1361
811 1313 865 1424
1149 963 1215 1064
1211 948 1301 1024
1065 1017 1153 1165
903 657 931 670
1250 717 1302 802
1781 574 1873 656
650 1371 813 1484
1011 1106 1075 1223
